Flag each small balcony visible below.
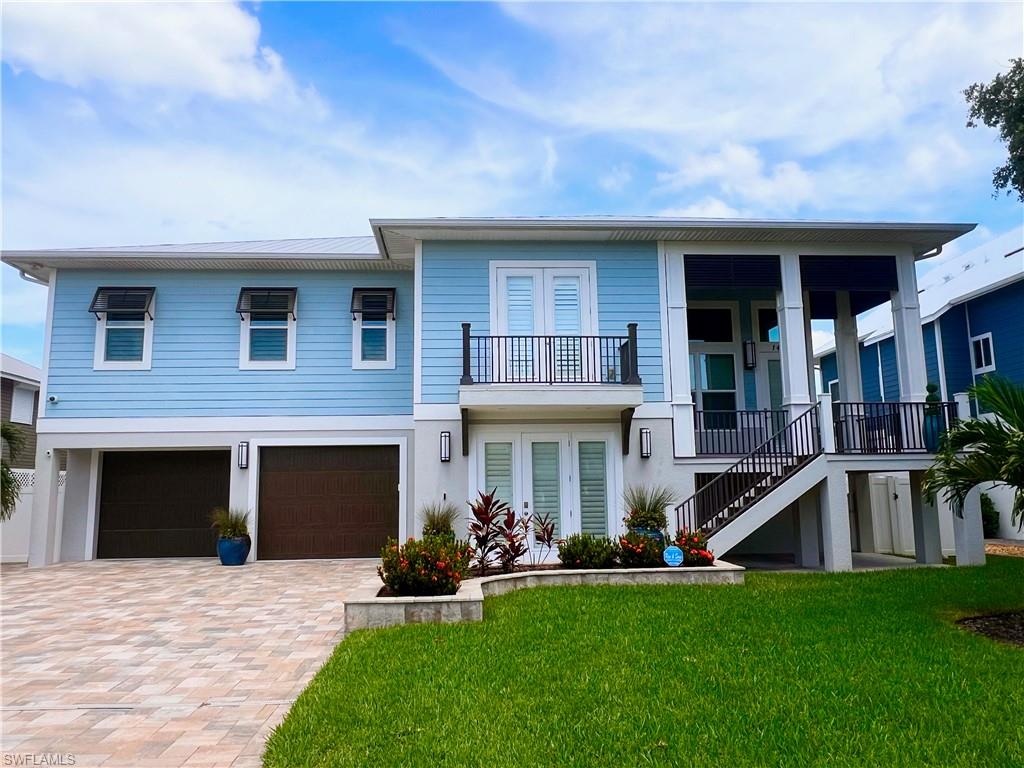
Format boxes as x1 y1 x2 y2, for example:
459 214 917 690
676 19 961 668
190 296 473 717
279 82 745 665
832 401 959 455
695 409 788 456
457 322 644 416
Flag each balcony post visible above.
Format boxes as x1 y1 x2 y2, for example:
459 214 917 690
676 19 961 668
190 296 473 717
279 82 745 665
777 250 814 423
816 392 836 453
625 323 641 385
460 323 474 385
954 391 971 421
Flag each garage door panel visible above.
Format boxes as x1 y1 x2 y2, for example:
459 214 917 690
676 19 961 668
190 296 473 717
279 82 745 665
98 451 230 558
258 446 399 559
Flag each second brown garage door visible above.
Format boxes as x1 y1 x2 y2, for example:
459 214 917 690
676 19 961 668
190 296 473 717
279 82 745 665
257 445 399 559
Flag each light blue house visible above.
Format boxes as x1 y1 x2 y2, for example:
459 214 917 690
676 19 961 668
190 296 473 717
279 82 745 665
3 217 991 569
816 227 1024 544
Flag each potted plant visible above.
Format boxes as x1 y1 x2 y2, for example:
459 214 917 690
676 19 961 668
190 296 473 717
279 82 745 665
622 485 676 544
922 383 945 452
211 508 251 566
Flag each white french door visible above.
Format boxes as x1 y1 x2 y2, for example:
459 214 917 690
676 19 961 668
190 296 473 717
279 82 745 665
476 429 617 558
494 267 594 382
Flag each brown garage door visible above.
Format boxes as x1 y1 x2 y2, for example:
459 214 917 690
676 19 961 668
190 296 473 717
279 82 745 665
258 445 399 559
98 450 230 558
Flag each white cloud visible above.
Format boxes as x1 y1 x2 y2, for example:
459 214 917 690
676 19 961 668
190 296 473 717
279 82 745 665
811 328 836 357
0 265 48 327
541 137 558 185
2 2 318 109
658 197 742 219
598 164 632 193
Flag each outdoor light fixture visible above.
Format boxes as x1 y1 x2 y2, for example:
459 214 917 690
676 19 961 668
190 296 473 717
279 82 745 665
743 339 757 370
440 431 451 463
640 428 652 459
237 441 250 469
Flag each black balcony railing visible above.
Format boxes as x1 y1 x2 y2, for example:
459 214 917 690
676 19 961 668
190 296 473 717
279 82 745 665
832 401 958 454
695 409 789 455
461 323 641 385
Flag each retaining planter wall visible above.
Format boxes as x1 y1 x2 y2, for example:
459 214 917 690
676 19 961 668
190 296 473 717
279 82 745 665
344 561 744 633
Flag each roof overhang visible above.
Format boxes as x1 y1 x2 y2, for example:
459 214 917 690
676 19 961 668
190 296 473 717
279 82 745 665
371 216 976 261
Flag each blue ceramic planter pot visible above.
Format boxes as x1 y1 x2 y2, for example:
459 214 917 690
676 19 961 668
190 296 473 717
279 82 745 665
217 536 251 566
923 412 946 453
630 527 665 545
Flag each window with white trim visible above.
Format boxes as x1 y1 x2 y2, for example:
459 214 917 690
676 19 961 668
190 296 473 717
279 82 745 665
970 332 995 375
351 288 396 370
237 287 297 370
90 287 155 370
10 384 36 424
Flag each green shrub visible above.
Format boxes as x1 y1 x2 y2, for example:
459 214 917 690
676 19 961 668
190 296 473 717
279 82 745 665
378 537 473 597
558 534 618 569
618 531 665 567
421 501 460 540
210 508 249 539
980 492 1001 539
622 484 676 531
672 528 715 566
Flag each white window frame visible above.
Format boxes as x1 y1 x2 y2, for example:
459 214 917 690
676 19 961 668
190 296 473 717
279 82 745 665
240 299 297 371
10 384 36 424
488 261 599 334
352 293 396 371
969 332 995 375
687 301 744 411
93 296 154 371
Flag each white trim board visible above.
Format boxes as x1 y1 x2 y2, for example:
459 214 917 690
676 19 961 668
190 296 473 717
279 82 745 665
38 415 415 434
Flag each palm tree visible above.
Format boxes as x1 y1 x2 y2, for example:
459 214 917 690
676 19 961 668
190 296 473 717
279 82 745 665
923 376 1024 532
2 422 25 522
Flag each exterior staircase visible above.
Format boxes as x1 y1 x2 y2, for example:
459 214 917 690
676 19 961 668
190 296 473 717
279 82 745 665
675 404 827 556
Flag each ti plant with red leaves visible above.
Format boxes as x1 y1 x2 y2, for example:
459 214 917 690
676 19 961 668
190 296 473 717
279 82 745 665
529 512 557 566
467 489 509 576
494 508 530 573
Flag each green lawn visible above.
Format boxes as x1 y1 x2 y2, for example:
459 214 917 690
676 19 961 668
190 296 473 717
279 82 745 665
265 558 1024 767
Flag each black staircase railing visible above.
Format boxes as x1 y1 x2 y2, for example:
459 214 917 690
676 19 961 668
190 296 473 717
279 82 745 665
695 409 789 455
460 323 641 385
676 404 822 537
832 401 958 454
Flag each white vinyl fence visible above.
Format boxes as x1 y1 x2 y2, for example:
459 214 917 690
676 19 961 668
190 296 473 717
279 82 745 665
2 469 65 563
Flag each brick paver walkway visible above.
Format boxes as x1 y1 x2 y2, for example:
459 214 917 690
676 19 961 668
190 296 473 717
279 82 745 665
1 558 378 767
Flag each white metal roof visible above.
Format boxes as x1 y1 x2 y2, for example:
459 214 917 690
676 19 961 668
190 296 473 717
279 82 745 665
371 216 975 260
1 353 41 386
815 225 1024 356
57 235 378 255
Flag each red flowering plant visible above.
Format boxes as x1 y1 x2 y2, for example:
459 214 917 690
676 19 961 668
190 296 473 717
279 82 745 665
618 530 665 567
672 528 715 566
377 536 473 597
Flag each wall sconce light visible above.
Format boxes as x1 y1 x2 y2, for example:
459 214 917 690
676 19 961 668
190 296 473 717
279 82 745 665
743 339 757 370
237 441 249 469
439 431 451 463
639 427 652 459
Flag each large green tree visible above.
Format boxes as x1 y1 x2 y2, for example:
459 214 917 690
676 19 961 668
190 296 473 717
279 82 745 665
1 423 25 522
923 376 1024 532
965 58 1024 201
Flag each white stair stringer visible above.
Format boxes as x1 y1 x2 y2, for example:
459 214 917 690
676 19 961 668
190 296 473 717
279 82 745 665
707 454 828 557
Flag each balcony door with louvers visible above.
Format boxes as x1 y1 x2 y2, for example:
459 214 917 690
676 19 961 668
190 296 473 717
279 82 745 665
493 267 594 383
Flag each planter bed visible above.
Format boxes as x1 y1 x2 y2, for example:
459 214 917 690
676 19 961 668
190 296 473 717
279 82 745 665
344 561 744 632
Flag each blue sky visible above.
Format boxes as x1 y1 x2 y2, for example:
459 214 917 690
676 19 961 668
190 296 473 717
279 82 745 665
2 1 1022 365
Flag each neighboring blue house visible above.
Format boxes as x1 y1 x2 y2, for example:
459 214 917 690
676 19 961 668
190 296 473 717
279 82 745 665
3 217 992 569
816 226 1024 540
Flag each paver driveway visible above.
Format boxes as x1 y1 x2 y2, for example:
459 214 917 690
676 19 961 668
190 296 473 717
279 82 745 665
1 558 378 767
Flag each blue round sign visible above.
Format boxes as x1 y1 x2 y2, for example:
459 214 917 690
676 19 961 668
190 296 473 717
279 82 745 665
663 545 684 567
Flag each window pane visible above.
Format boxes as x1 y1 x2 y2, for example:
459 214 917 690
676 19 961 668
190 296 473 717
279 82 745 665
688 308 733 342
105 327 144 361
983 339 993 368
552 277 581 335
361 327 388 361
758 308 780 343
505 276 535 334
702 392 737 413
702 354 736 390
106 312 146 325
577 441 608 536
250 312 289 326
249 328 288 361
484 442 514 506
531 442 561 539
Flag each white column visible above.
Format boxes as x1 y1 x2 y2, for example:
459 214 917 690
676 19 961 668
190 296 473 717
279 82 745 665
834 290 863 402
820 468 853 572
28 442 61 567
891 252 928 403
666 248 695 457
953 487 987 566
909 470 943 565
954 392 971 420
777 251 813 422
797 493 821 568
816 392 836 453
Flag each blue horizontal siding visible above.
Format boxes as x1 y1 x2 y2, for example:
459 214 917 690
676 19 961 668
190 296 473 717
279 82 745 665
46 270 413 417
922 321 940 392
964 279 1024 385
860 343 882 402
421 241 665 403
820 353 838 388
938 304 973 398
879 337 900 401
